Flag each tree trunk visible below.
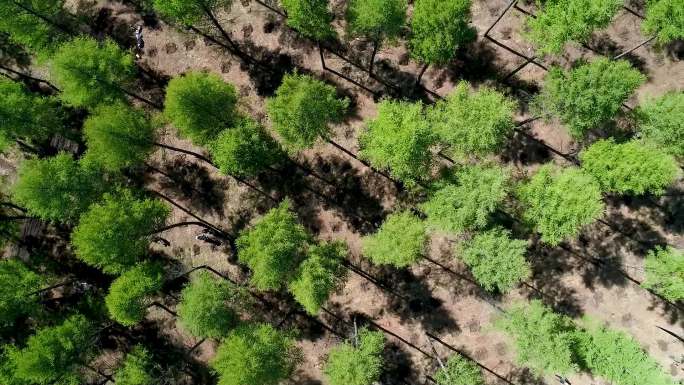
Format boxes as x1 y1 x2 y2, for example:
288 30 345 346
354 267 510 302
152 141 215 166
148 221 213 235
201 5 238 51
416 63 429 85
319 42 326 70
369 39 378 76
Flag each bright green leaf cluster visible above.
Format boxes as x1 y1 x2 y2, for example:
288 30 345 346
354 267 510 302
105 262 164 326
410 0 475 65
637 91 684 158
580 139 679 195
153 0 233 25
0 78 62 147
210 118 283 177
0 259 41 328
346 0 406 42
280 0 335 40
114 345 156 385
0 0 69 55
324 328 385 385
642 247 684 301
362 210 426 268
643 0 684 44
433 353 484 385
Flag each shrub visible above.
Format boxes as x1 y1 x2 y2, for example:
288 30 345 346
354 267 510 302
288 241 347 314
324 328 385 385
433 353 484 385
637 91 684 158
0 259 41 327
362 211 426 268
210 118 283 177
642 247 684 301
113 346 156 385
280 0 335 40
105 263 164 326
410 0 475 65
643 0 684 44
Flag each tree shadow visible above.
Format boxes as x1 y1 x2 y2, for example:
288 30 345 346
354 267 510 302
154 158 227 217
500 130 552 165
587 33 648 73
0 33 31 68
443 38 505 86
505 366 546 385
380 342 418 385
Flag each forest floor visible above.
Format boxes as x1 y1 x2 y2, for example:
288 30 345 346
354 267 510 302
3 0 684 384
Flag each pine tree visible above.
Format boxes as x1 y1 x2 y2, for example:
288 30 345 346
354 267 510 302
433 353 484 385
637 91 684 158
0 0 71 55
362 210 426 268
643 0 684 44
324 328 385 385
0 259 42 328
642 247 684 301
105 263 164 326
279 0 335 40
410 0 475 65
113 345 156 385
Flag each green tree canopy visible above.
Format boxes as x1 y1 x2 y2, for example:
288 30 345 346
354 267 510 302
428 81 516 158
105 263 164 326
324 328 385 385
525 0 622 55
359 100 436 185
495 300 580 376
50 36 136 109
212 323 300 385
178 270 248 339
421 164 510 233
113 345 156 385
410 0 475 65
643 0 684 44
71 189 169 274
164 71 238 145
637 91 684 158
517 164 604 246
12 153 107 221
236 199 310 290
152 0 232 25
0 0 70 55
642 247 684 302
346 0 406 42
458 228 530 293
433 353 485 385
266 73 348 152
280 0 335 40
580 139 679 196
288 241 347 315
209 118 283 177
362 210 426 268
0 259 41 328
534 59 645 139
3 314 94 385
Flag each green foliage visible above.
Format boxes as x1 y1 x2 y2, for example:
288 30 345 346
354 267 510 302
5 314 93 385
0 78 62 145
642 247 684 301
362 211 426 268
12 153 107 221
434 353 484 385
71 189 169 274
212 323 300 385
0 259 41 327
164 71 238 145
643 0 684 44
178 271 247 339
637 91 684 158
580 139 679 195
113 346 156 385
517 165 604 245
428 82 516 157
495 300 580 375
83 102 154 171
280 0 335 40
152 0 233 25
410 0 475 64
50 36 135 109
236 199 310 290
421 164 510 233
525 0 622 55
346 0 406 42
210 118 283 177
0 0 69 55
267 73 348 152
324 328 385 385
534 59 645 139
459 228 530 293
105 263 164 326
359 100 436 185
288 241 347 315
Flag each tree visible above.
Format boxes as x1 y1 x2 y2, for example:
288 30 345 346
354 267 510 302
3 314 94 385
105 263 164 326
495 300 580 376
637 91 684 158
71 189 169 274
177 270 247 339
236 199 309 290
346 0 406 73
266 73 349 153
359 100 436 185
50 36 136 109
433 353 484 385
517 164 604 246
0 259 41 328
580 139 679 196
525 0 622 55
428 81 516 158
410 0 475 67
288 241 347 315
209 118 283 177
212 323 300 385
362 210 426 268
280 0 335 41
12 153 107 221
642 247 684 302
324 328 385 385
164 71 238 145
458 228 530 293
0 0 70 55
643 0 684 44
421 164 510 233
113 345 156 385
533 58 645 139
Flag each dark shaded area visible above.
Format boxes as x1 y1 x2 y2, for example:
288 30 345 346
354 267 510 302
0 33 31 68
665 39 684 61
500 130 553 165
444 38 504 86
380 342 417 385
587 33 648 73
